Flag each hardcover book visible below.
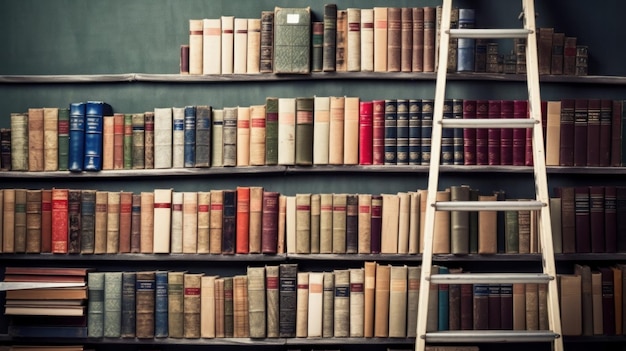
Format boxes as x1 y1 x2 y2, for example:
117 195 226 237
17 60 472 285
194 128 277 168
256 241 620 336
183 106 196 168
211 108 224 167
68 103 85 171
43 107 59 171
182 192 198 254
278 97 296 165
333 269 350 337
260 11 274 73
247 266 266 338
27 107 44 172
296 272 309 337
221 16 234 74
154 107 173 169
222 107 237 167
279 263 298 337
266 265 279 338
136 271 156 338
154 271 168 338
203 18 221 75
273 7 311 74
200 275 216 338
295 97 314 165
322 4 337 72
87 272 104 337
57 108 70 171
183 273 202 338
168 271 184 338
233 275 249 338
236 106 250 166
104 272 122 338
195 105 211 167
121 272 136 338
84 101 112 171
222 189 236 254
265 97 279 165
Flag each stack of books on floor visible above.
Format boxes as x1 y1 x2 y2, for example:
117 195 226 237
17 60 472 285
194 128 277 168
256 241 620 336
4 267 90 338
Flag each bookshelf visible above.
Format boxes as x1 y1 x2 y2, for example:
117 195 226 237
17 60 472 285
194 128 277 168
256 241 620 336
2 0 626 351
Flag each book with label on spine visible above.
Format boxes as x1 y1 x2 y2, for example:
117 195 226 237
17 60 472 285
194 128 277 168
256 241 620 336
322 4 337 72
171 191 183 254
221 16 234 74
183 106 196 168
312 21 324 72
67 189 81 254
182 192 198 254
373 7 388 72
333 269 350 337
295 97 314 166
68 103 85 171
222 189 236 254
372 100 385 165
279 263 297 337
387 7 401 72
296 193 311 254
345 194 359 254
195 105 211 167
344 96 360 165
102 115 114 170
260 11 274 73
265 265 279 338
274 7 310 74
79 189 95 254
112 113 124 169
167 271 184 338
197 191 210 254
130 194 141 253
84 102 112 171
310 193 321 254
262 191 279 254
43 107 59 171
236 186 250 254
172 107 185 168
136 271 156 338
224 277 234 337
184 273 202 338
104 272 122 338
189 19 203 74
118 191 132 253
154 107 173 169
236 106 250 166
329 96 345 165
335 10 346 72
247 18 261 74
28 107 44 172
250 104 266 166
233 18 248 74
106 191 120 254
87 272 104 337
222 107 237 167
57 107 70 171
409 99 423 164
349 268 365 337
41 189 52 253
93 191 108 254
295 272 309 337
211 108 224 167
247 267 266 338
51 188 68 254
13 189 26 253
359 101 373 165
209 190 223 254
203 18 221 75
144 111 155 169
153 271 168 338
121 272 136 338
265 97 279 165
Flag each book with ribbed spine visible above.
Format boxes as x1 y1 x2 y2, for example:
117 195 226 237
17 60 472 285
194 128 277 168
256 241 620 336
104 272 122 338
321 271 334 337
370 194 382 253
197 191 210 254
344 96 360 165
374 263 390 337
139 192 154 253
237 106 250 166
51 188 68 254
121 272 136 338
3 189 15 252
87 272 104 337
118 191 132 253
347 8 361 72
406 265 421 337
153 108 173 169
295 272 309 337
421 99 433 165
168 271 184 338
68 103 85 171
43 107 59 171
265 265 279 338
260 11 274 73
25 189 42 253
224 277 234 337
400 7 413 72
27 108 44 171
387 7 401 72
183 273 202 338
233 275 250 337
335 10 346 72
332 193 347 254
236 186 250 254
384 99 398 165
214 278 225 337
170 191 183 254
345 194 359 254
222 107 237 167
106 191 120 254
143 111 154 169
295 97 314 165
312 21 324 72
67 189 81 254
329 96 345 165
450 185 470 254
247 267 266 338
396 99 409 164
10 114 27 171
248 186 263 253
250 104 266 166
373 7 388 72
13 189 26 252
279 263 297 337
123 114 133 169
423 7 436 72
359 101 373 165
475 100 489 165
319 193 333 254
457 9 475 72
102 115 114 170
389 265 408 337
182 192 198 254
183 106 196 168
322 4 337 72
200 275 216 338
222 189 236 254
211 108 224 167
262 191 279 254
195 105 211 167
333 269 350 337
93 191 107 254
41 189 52 253
130 194 141 253
84 102 112 171
265 97 279 165
274 7 310 74
57 107 70 171
296 193 311 254
310 193 321 253
136 271 156 338
209 190 223 254
112 113 124 169
171 107 184 168
77 189 95 254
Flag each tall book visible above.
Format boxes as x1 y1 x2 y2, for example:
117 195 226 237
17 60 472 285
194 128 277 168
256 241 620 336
121 272 136 338
168 271 184 338
104 272 122 338
112 113 124 169
51 188 69 254
381 193 399 254
136 271 156 338
203 18 221 75
183 106 196 168
211 108 224 167
87 272 105 337
347 8 361 72
319 193 333 254
575 186 591 253
329 96 345 165
312 21 324 72
332 193 347 254
197 191 210 254
236 186 250 254
200 275 216 338
27 107 44 171
106 191 120 254
171 107 185 168
295 97 314 165
360 8 374 71
322 271 335 337
118 191 132 253
260 11 274 73
43 107 59 171
389 265 408 337
333 269 350 337
182 192 198 254
265 97 279 165
450 185 470 254
574 99 589 166
247 267 266 338
313 96 330 165
359 100 374 165
14 189 26 253
384 99 398 165
279 263 298 338
171 191 184 254
560 274 582 336
209 190 223 254
152 188 172 254
358 194 372 254
457 9 475 72
233 275 249 338
41 189 52 253
374 263 390 337
221 16 234 74
57 107 70 171
363 261 376 337
266 265 280 338
222 189 236 254
130 194 141 253
344 96 360 165
559 99 576 166
273 7 311 74
154 271 167 338
102 115 114 170
262 191 279 254
295 193 311 254
222 107 237 167
346 194 359 254
387 7 401 72
154 107 173 169
2 189 14 253
296 272 309 337
195 105 211 167
236 106 250 166
183 273 202 338
335 10 347 72
322 4 337 72
250 104 266 166
66 189 81 254
67 103 85 171
370 194 383 253
247 18 261 74
308 271 324 337
373 7 388 72
79 189 96 254
310 193 321 254
25 190 42 253
233 18 248 74
93 191 108 254
84 102 112 171
407 265 421 337
278 97 296 165
225 277 235 337
140 192 154 253
214 278 225 338
189 19 203 74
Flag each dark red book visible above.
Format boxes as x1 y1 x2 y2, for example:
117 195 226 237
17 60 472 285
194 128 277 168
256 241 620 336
512 100 527 166
586 99 601 166
261 191 279 254
475 100 489 165
500 283 513 330
236 186 250 254
222 189 236 254
611 100 622 167
5 266 89 276
51 189 69 254
370 194 382 254
372 100 385 165
604 186 617 253
573 99 589 167
559 99 576 166
118 191 133 253
589 186 605 253
473 284 489 330
345 194 358 254
487 284 501 329
599 267 616 335
487 100 501 165
599 99 612 167
463 100 477 165
460 283 473 330
41 189 52 253
359 101 373 165
616 187 626 252
500 100 514 165
574 186 590 253
557 187 576 253
525 101 537 167
541 100 548 146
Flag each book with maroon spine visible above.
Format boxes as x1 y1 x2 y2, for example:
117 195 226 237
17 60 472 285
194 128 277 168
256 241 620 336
359 101 373 165
604 186 617 253
500 283 514 330
488 284 501 329
236 186 250 254
599 99 612 167
611 100 622 167
119 191 133 253
559 99 576 166
222 189 236 254
131 194 141 253
586 99 601 166
574 99 589 167
345 194 359 254
588 186 605 253
372 99 385 165
41 189 52 253
463 100 476 165
499 100 514 165
475 100 489 165
262 191 279 254
599 267 616 335
618 187 626 252
557 187 576 253
51 188 69 254
487 100 501 165
575 186 591 253
512 100 527 166
370 194 382 254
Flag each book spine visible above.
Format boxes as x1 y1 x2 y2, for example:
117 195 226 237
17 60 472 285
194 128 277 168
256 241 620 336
131 113 145 169
323 4 337 72
67 189 81 254
333 269 350 337
372 99 385 165
222 189 236 254
279 263 298 337
106 191 120 254
456 9 475 72
211 109 224 167
57 108 70 171
359 101 373 165
154 108 173 169
144 111 154 169
396 99 409 165
43 107 59 171
102 115 114 170
40 189 52 253
153 271 168 337
295 97 314 166
182 192 198 253
223 277 234 337
88 272 105 337
266 265 279 338
349 268 365 337
278 98 296 165
222 107 237 167
236 187 250 254
197 191 211 254
51 188 69 253
345 194 359 254
27 108 44 172
68 103 85 171
250 105 267 166
421 99 433 165
260 11 274 73
104 272 123 338
384 99 398 165
273 7 311 74
295 193 311 254
247 267 266 338
14 189 26 252
123 114 133 169
408 99 422 165
130 194 141 253
25 189 42 253
118 191 132 253
172 108 185 168
121 272 137 338
247 18 261 74
441 99 455 165
168 272 184 338
136 271 156 338
84 101 111 171
312 22 324 72
184 106 196 168
262 191 279 254
265 97 279 165
296 272 309 337
200 275 216 338
184 273 202 338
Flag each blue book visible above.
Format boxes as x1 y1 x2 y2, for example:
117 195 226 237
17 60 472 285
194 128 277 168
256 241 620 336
121 272 136 338
184 106 196 168
396 99 409 165
68 102 86 172
437 266 449 331
457 9 476 72
195 105 212 167
155 271 169 338
453 99 465 165
441 99 455 165
408 99 422 165
421 99 434 165
84 101 112 171
8 325 88 338
383 99 397 165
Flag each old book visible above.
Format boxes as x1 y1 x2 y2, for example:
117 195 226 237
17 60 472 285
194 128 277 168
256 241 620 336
87 272 104 337
0 129 11 170
27 107 44 172
194 105 211 168
574 264 593 335
433 190 451 254
279 263 298 337
488 284 501 330
599 267 617 335
168 191 182 253
346 194 359 254
400 7 413 72
223 278 235 335
2 189 15 253
329 96 345 165
136 271 156 338
66 189 81 254
278 97 296 165
473 283 489 330
220 16 234 74
104 272 122 338
332 193 348 254
84 102 112 171
295 97 314 165
586 99 601 166
25 189 42 253
197 191 211 254
599 99 612 167
105 191 120 254
372 99 385 165
450 185 470 254
78 190 95 254
335 10 347 72
118 191 132 253
589 186 605 253
406 265 421 337
153 107 173 169
10 113 28 171
605 186 617 253
559 98 576 166
261 191 279 254
152 189 172 254
384 99 398 165
214 278 225 338
438 266 450 331
347 268 365 338
525 283 539 330
236 106 250 166
295 193 311 254
13 189 27 253
332 269 350 338
168 107 184 168
313 96 330 165
265 97 279 165
139 192 154 253
188 19 203 74
504 206 519 253
373 7 388 72
323 271 335 337
478 194 498 254
381 193 399 254
359 100 374 165
512 283 526 330
360 8 374 71
222 189 236 254
573 98 589 166
387 7 401 72
538 27 554 75
49 188 68 254
203 18 221 75
395 192 410 254
273 7 310 74
233 275 249 338
563 36 577 75
285 195 296 254
322 4 337 72
130 194 141 253
233 18 248 74
184 273 202 338
575 186 591 253
200 275 216 338
260 11 274 73
265 265 280 338
545 101 562 166
347 8 361 72
307 272 324 337
235 186 251 254
247 267 266 338
121 272 136 338
183 192 198 254
371 194 383 253
247 18 261 74
358 193 372 254
560 274 582 335
344 96 360 165
249 104 266 166
389 265 408 337
43 107 59 171
374 264 391 337
112 113 124 169
57 108 70 171
168 271 185 338
319 193 333 254
295 272 309 337
183 106 196 168
312 21 324 72
558 187 576 253
40 189 52 253
209 190 224 254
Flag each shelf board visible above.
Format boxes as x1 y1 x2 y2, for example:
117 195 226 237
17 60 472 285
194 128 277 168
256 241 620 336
0 253 286 262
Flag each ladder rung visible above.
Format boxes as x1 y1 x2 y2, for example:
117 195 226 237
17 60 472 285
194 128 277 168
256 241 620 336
428 273 554 284
448 28 532 39
434 200 545 211
424 330 560 343
440 118 538 129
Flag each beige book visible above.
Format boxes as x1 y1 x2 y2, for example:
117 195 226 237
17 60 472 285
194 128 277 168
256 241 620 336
433 190 451 254
168 271 185 338
373 7 388 72
27 107 44 171
152 189 172 254
249 104 266 166
545 100 562 166
214 278 225 338
332 193 347 253
357 194 372 253
106 191 120 254
102 115 114 170
381 193 399 254
363 261 376 337
183 192 198 253
203 18 221 75
591 271 603 335
408 191 420 254
360 8 374 72
247 18 261 74
389 265 408 337
189 19 203 75
170 192 183 254
3 189 14 253
307 272 324 337
343 96 360 165
211 108 224 167
310 193 321 254
374 263 391 337
233 18 248 74
525 283 539 330
277 195 287 254
209 190 223 254
265 265 279 338
560 274 582 336
94 191 108 254
200 275 216 338
418 189 428 253
221 16 235 74
478 194 497 254
237 106 250 166
349 268 365 337
296 193 311 254
285 195 296 254
184 273 203 338
140 192 154 253
397 191 411 254
333 269 350 337
247 266 266 338
319 193 334 253
347 8 361 72
197 191 211 254
43 107 58 171
322 271 335 337
278 97 296 165
154 107 173 169
233 275 249 338
296 272 309 337
406 265 421 337
513 283 526 330
328 96 345 165
248 186 263 253
313 96 330 165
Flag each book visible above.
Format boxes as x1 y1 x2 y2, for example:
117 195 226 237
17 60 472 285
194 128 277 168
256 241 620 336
14 189 26 252
450 185 470 254
319 193 333 254
295 97 314 166
361 8 374 72
396 99 410 165
323 4 337 72
312 21 324 72
389 265 408 337
277 97 296 165
273 7 311 74
236 186 250 254
214 278 225 338
87 272 105 337
118 191 132 253
347 8 361 72
384 99 398 165
51 188 69 254
332 193 347 254
221 16 234 74
233 275 249 338
57 108 70 171
43 107 59 171
68 103 85 171
334 269 350 337
559 99 575 166
538 27 554 75
381 193 399 254
335 10 347 72
322 271 335 337
140 192 154 253
358 194 372 254
197 191 211 254
266 265 279 338
374 264 391 337
225 278 237 337
171 192 183 253
25 189 42 253
121 272 136 338
387 7 401 72
279 263 298 337
310 193 321 254
296 272 309 337
575 186 591 253
130 194 141 253
346 194 359 254
370 194 383 253
168 271 184 338
183 106 196 168
473 283 489 330
373 7 388 72
104 272 122 338
236 106 250 166
260 11 274 73
574 99 589 166
41 189 52 253
247 266 266 338
183 273 202 338
84 101 112 171
154 107 173 169
308 272 324 337
189 19 203 74
135 271 156 338
222 189 236 254
27 107 44 172
102 115 114 169
195 105 211 167
222 107 237 167
182 192 198 254
262 191 279 254
233 18 248 74
265 97 279 165
209 190 223 254
457 9 475 72
106 191 120 254
250 104 266 166
344 96 360 165
202 18 221 75
200 275 216 338
295 193 311 254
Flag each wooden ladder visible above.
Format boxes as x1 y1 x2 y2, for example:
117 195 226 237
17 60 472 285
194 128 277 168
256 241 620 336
414 0 564 351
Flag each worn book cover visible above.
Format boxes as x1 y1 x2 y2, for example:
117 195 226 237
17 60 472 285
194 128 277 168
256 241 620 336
274 7 311 73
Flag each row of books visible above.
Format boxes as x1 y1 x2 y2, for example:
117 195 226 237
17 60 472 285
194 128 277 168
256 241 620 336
4 97 626 172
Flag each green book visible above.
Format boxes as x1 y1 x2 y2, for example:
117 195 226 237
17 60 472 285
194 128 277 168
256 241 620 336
505 209 519 253
123 113 133 169
265 97 279 165
295 97 314 165
13 189 26 253
167 271 184 338
57 107 70 171
88 272 105 338
273 7 311 74
104 272 123 338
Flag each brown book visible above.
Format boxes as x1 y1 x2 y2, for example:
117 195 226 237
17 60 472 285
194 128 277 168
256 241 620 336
277 195 287 254
332 193 348 254
139 192 154 253
335 10 347 72
247 186 263 254
387 7 401 72
118 191 133 253
233 275 249 338
130 194 141 253
433 190 451 254
224 277 234 337
112 113 124 169
209 190 223 254
478 194 497 253
525 283 539 330
450 185 470 254
184 273 202 338
265 265 279 338
346 8 361 72
94 191 108 254
559 187 576 253
358 194 372 254
591 270 603 335
538 28 554 75
102 115 114 170
473 283 489 330
6 287 88 300
200 275 216 338
247 267 266 338
373 7 388 72
136 271 156 338
322 271 335 337
106 191 120 254
363 261 376 337
25 189 42 253
43 107 59 171
563 36 577 76
41 189 52 253
67 189 81 254
261 191 279 254
310 193 321 254
381 193 399 254
14 189 27 253
551 32 565 74
27 107 44 171
388 265 408 337
374 263 390 337
612 266 623 334
512 283 526 330
3 189 15 253
144 111 155 169
407 265 422 336
197 191 211 254
448 268 462 331
319 193 333 254
80 189 96 254
412 7 424 72
423 7 436 72
168 271 185 338
560 274 583 335
214 278 225 338
400 7 413 72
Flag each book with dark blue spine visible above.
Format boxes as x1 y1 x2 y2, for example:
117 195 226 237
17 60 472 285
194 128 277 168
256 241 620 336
155 271 169 338
68 102 86 172
383 99 397 165
184 106 196 168
121 272 136 338
222 189 236 254
8 325 88 338
396 99 409 165
441 99 455 165
456 9 475 72
408 99 422 165
421 99 434 165
195 105 211 167
437 265 449 330
84 101 113 171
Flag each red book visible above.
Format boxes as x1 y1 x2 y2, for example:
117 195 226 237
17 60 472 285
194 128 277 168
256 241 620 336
604 186 617 253
370 194 382 254
599 267 616 335
261 191 279 254
462 100 477 165
556 187 576 253
41 189 52 253
599 99 613 167
573 99 589 167
559 99 576 166
611 100 622 167
512 100 527 166
525 100 540 166
372 100 385 165
589 186 605 253
487 100 501 165
585 99 602 167
500 100 514 165
460 283 473 330
487 284 501 329
51 188 69 254
119 191 133 253
359 101 373 165
618 187 626 252
475 100 489 165
236 186 250 254
574 186 590 253
113 113 124 170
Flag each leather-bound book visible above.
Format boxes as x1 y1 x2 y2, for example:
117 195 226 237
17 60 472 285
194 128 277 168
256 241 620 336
588 186 605 253
43 107 59 171
171 107 185 168
182 192 198 254
295 193 311 254
310 193 321 254
152 189 172 254
222 107 237 167
437 266 450 331
387 7 401 72
233 275 249 337
372 99 385 165
118 191 132 253
559 274 582 335
27 107 44 172
13 189 26 253
557 187 576 253
273 7 310 74
344 96 360 165
66 189 81 254
84 102 112 171
370 194 383 253
456 9 475 72
474 100 489 165
512 100 527 166
319 193 333 254
559 98 576 166
572 98 589 166
478 194 498 254
406 265 421 337
130 194 141 253
195 105 211 167
68 103 86 172
102 115 114 170
0 129 10 171
409 99 423 165
333 269 350 337
265 97 279 165
373 7 388 72
224 279 238 336
396 99 410 165
10 113 28 171
200 275 216 338
184 273 203 338
462 100 477 165
236 106 250 166
335 10 346 72
575 186 591 253
295 272 309 337
450 185 470 254
56 107 70 171
307 272 323 337
112 113 124 169
448 268 462 331
440 99 455 165
260 11 274 73
3 190 13 252
262 191 279 254
525 283 539 330
473 283 489 330
312 21 324 72
236 186 251 254
500 283 513 330
359 8 374 72
433 190 451 254
400 7 413 72
359 101 373 165
105 191 120 254
144 111 155 168
122 113 132 169
497 99 514 165
279 263 298 337
487 284 501 329
486 100 502 165
136 271 156 338
598 267 616 334
563 36 577 76
266 265 279 338
295 97 314 166
421 99 434 165
551 32 565 74
130 113 145 169
77 189 95 254
538 28 554 75
322 271 335 337
154 271 168 338
512 282 527 330
374 264 390 337
384 99 398 165
411 7 424 72
574 264 593 335
104 272 122 338
120 272 137 338
93 191 108 254
183 106 196 168
332 193 347 254
87 272 105 337
24 190 41 254
40 189 52 253
323 4 337 72
139 192 154 253
345 194 359 254
168 271 184 338
545 100 562 166
154 107 173 169
247 267 266 338
222 189 236 254
250 105 266 166
604 186 617 253
598 99 612 167
214 278 225 338
347 8 361 72
197 191 211 254
209 190 224 254
388 265 407 337
358 194 372 254
277 98 296 165
50 188 69 254
460 283 473 330
349 268 365 337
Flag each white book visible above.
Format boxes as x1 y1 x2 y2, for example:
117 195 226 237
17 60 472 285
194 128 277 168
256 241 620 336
189 19 203 75
313 96 330 165
307 272 324 337
360 9 374 72
200 275 216 338
221 16 235 74
153 107 172 169
343 96 360 165
397 191 410 254
381 193 399 254
233 18 248 74
236 106 250 166
152 188 173 253
278 98 296 165
246 18 261 74
286 195 296 254
347 8 361 72
349 268 365 337
182 191 198 253
172 107 185 168
296 272 309 337
203 18 221 75
170 191 183 253
328 96 345 165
